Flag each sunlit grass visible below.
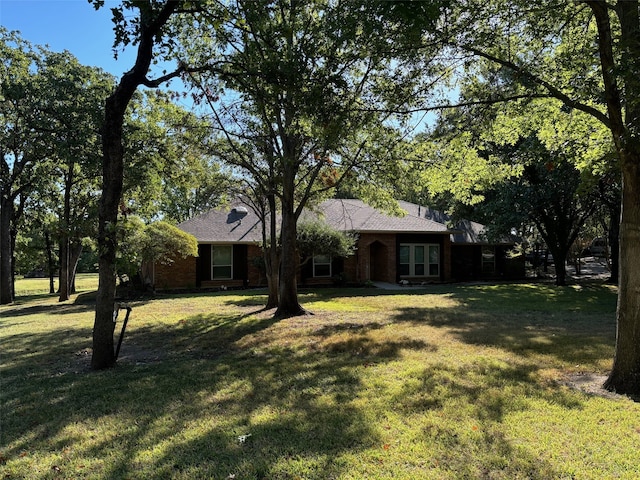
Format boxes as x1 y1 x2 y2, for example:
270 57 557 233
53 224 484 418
2 282 637 479
13 273 99 298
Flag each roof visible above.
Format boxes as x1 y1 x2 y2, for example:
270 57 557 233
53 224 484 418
177 198 506 244
177 205 263 243
397 201 516 245
314 199 451 234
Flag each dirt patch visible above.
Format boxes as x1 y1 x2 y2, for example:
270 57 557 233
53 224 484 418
562 372 622 400
69 345 168 372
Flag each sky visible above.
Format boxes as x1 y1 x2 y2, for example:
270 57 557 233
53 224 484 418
1 0 140 77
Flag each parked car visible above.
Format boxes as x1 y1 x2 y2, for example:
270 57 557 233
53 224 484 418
583 237 609 257
525 251 554 267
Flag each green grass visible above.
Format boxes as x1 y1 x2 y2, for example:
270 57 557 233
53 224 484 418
13 273 99 298
2 282 638 479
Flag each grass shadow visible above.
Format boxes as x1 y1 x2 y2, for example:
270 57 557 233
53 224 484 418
1 302 96 318
2 310 388 478
389 284 616 371
2 284 622 479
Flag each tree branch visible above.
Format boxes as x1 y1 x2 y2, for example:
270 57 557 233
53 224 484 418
353 93 555 115
455 43 611 127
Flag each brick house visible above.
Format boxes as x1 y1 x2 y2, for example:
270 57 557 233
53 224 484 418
151 198 525 290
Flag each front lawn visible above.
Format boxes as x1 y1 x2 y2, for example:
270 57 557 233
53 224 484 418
2 283 638 479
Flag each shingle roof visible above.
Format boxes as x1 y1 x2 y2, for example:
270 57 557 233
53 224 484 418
177 199 487 243
397 201 516 244
177 205 263 243
317 199 451 233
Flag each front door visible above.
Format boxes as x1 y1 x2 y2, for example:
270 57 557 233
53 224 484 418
369 241 388 282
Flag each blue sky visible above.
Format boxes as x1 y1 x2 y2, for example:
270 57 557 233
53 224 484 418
1 0 139 77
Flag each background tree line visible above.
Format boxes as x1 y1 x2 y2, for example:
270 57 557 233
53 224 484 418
0 27 231 304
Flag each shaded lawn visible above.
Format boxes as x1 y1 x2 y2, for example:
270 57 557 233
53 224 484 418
2 282 638 479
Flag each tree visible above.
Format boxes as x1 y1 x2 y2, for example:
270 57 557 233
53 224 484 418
487 137 597 286
179 0 439 316
1 30 115 304
122 89 234 223
117 217 198 286
378 0 640 394
14 192 59 293
417 83 605 286
90 0 201 369
432 0 640 394
37 52 114 301
1 29 60 304
296 219 357 270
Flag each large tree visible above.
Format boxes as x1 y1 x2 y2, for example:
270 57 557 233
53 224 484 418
424 0 640 394
0 30 63 304
179 0 439 316
38 52 115 302
122 89 234 222
90 0 201 369
484 137 598 286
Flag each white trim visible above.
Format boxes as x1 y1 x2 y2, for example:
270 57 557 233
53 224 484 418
313 254 332 277
211 244 233 280
481 246 496 274
399 243 440 277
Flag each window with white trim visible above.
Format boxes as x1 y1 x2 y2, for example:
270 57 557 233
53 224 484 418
212 245 233 279
313 254 332 277
399 244 439 277
481 246 496 274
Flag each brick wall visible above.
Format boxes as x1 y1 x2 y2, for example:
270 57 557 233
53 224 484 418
155 233 454 290
356 233 398 283
443 235 452 281
154 255 197 290
247 244 266 287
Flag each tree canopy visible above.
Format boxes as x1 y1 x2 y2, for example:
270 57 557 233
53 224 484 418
175 0 442 316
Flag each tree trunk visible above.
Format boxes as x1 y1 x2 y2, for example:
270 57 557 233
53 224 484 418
274 168 305 317
59 163 74 302
264 242 280 309
91 0 182 369
58 238 70 301
604 156 640 393
553 255 567 286
588 0 640 394
264 193 279 309
607 208 620 283
69 242 82 294
45 230 56 294
0 197 14 304
275 205 304 317
92 90 127 369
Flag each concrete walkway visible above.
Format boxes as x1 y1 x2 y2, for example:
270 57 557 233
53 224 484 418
372 282 429 290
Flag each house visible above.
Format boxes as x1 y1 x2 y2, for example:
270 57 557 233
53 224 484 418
151 199 525 290
413 203 525 282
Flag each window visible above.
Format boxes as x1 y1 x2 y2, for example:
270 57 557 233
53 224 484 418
313 254 332 277
400 244 439 277
212 245 233 279
481 246 496 274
